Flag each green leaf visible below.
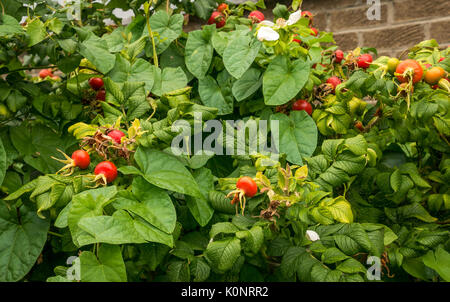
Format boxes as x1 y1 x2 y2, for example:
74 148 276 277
321 247 350 264
190 258 211 282
152 66 187 96
198 75 233 115
422 246 450 282
134 147 203 198
0 15 24 37
46 18 63 34
79 35 116 74
205 238 241 272
385 202 437 223
113 177 176 234
390 169 402 192
402 257 436 281
186 167 214 227
26 18 47 46
55 202 71 228
0 203 50 282
344 135 368 156
103 79 149 121
185 27 215 79
6 90 27 112
68 186 117 247
210 222 240 239
0 137 6 186
238 225 264 254
77 210 174 247
280 246 308 278
80 244 127 282
333 223 372 255
321 196 354 224
146 11 184 55
223 35 261 79
336 258 366 274
167 261 190 282
270 111 318 165
10 123 76 174
232 67 262 102
108 55 157 93
263 56 310 105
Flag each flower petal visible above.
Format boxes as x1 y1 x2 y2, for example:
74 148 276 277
286 10 302 25
259 20 275 27
305 230 320 242
257 26 279 42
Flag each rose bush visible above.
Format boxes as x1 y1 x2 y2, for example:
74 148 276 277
0 0 449 282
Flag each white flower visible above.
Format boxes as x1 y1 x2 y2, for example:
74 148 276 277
305 230 320 242
257 26 279 42
259 20 275 27
286 10 302 26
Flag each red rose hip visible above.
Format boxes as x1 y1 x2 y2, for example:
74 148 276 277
357 54 373 69
89 77 104 90
292 100 313 115
94 161 118 183
249 10 264 23
326 76 342 92
71 150 91 169
334 50 344 63
208 11 226 28
108 129 125 144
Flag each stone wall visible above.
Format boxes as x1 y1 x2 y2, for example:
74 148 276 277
228 0 450 58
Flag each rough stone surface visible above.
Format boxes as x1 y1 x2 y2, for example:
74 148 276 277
393 0 450 23
430 20 450 46
328 4 388 30
362 24 426 49
333 32 359 51
302 0 362 11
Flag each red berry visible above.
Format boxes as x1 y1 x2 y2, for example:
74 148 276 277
236 176 258 198
396 59 423 84
292 100 313 115
94 161 118 183
71 150 90 169
89 77 104 90
439 57 444 62
301 11 314 24
357 54 373 69
249 10 265 23
108 129 125 144
310 27 318 36
96 89 106 101
217 3 228 12
208 11 226 28
326 76 342 92
39 69 53 79
334 50 344 63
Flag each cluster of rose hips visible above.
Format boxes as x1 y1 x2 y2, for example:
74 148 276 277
52 124 127 186
292 11 319 44
89 77 106 101
39 68 59 81
300 11 319 36
52 148 118 186
290 49 346 117
207 3 266 28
